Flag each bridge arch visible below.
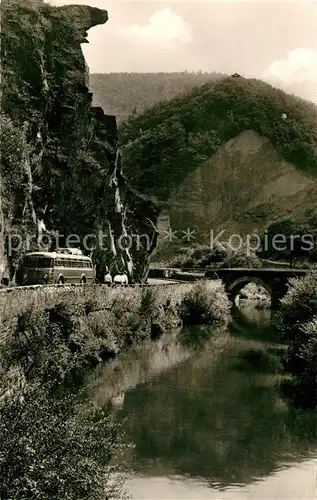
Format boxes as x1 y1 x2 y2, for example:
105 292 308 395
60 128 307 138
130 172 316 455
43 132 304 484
227 276 272 304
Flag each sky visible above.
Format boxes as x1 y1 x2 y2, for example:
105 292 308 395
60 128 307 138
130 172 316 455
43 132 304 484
49 0 317 104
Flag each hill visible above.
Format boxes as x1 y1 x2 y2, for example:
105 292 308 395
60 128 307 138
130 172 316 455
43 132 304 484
89 71 224 123
117 76 317 252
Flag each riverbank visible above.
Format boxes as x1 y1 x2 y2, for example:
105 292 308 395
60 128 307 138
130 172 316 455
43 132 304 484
0 281 231 376
2 274 316 500
0 280 231 500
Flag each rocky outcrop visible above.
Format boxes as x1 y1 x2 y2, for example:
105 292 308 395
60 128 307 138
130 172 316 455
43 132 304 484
0 0 158 283
58 4 108 43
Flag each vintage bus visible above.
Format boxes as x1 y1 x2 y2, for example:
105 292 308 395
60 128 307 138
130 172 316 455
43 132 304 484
16 250 95 286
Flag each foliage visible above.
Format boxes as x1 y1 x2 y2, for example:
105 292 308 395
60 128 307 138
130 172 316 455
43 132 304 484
1 283 222 388
259 216 317 262
277 273 317 408
119 77 317 201
0 382 129 500
279 273 317 344
295 318 317 408
0 281 231 498
219 246 262 268
179 280 231 327
162 242 262 269
2 302 114 388
168 243 227 268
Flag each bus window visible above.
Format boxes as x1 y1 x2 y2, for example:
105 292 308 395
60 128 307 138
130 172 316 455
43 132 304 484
23 256 53 268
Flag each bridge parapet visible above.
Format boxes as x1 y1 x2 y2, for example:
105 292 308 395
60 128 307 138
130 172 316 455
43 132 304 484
204 268 308 279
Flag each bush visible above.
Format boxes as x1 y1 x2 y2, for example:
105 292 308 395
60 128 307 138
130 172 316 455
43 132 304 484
294 318 317 408
168 243 229 268
0 383 129 500
2 302 115 388
220 247 262 268
279 273 317 343
139 286 161 318
2 285 208 390
179 280 231 326
277 273 317 408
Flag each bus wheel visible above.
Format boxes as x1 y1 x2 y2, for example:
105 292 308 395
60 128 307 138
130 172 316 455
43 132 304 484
57 276 64 285
81 276 86 285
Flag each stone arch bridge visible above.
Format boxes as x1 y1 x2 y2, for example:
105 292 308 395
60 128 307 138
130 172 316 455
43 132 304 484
204 268 311 309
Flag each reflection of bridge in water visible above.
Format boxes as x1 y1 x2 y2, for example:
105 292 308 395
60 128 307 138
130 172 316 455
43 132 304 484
205 268 310 309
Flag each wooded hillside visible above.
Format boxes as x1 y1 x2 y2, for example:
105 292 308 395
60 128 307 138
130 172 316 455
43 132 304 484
118 76 317 201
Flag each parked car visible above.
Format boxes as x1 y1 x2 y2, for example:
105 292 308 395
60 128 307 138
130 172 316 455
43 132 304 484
113 274 128 286
104 272 112 286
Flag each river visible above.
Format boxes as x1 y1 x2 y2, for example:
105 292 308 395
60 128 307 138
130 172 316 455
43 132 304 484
88 302 317 499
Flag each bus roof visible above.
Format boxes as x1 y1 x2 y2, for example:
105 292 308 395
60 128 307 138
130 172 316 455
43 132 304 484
22 252 92 260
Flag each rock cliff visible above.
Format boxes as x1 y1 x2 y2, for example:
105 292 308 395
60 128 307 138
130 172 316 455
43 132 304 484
0 0 158 283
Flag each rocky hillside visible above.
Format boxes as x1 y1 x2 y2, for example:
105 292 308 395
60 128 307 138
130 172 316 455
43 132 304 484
118 77 317 253
163 129 317 241
0 0 159 283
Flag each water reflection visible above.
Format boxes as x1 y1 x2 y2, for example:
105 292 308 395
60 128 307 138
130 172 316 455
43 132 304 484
230 302 282 345
117 305 316 495
127 458 317 499
237 301 272 324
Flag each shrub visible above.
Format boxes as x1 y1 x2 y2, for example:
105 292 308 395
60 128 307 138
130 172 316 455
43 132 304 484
179 280 231 326
168 243 229 268
1 283 231 390
279 273 317 343
277 273 317 408
2 302 119 388
139 286 161 318
0 383 129 500
220 247 262 268
294 318 317 408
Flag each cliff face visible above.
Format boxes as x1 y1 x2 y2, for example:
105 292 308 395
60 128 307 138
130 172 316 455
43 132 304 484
160 130 317 246
0 0 158 283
